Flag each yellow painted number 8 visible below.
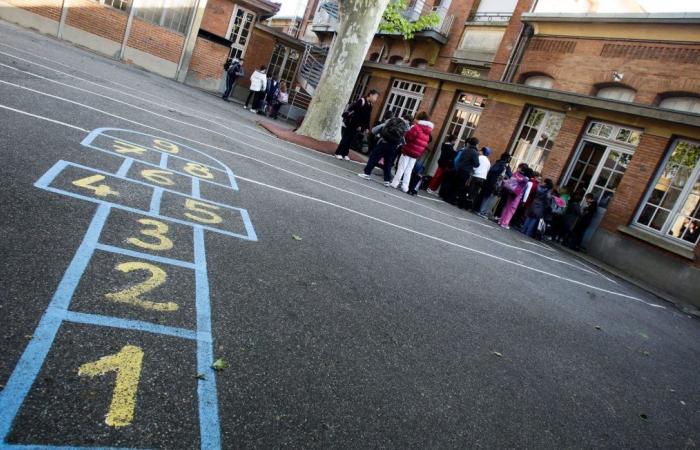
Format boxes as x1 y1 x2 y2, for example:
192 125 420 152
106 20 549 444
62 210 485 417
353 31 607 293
183 163 214 179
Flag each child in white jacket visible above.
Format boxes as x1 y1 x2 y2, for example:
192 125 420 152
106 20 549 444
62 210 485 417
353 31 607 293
245 65 267 112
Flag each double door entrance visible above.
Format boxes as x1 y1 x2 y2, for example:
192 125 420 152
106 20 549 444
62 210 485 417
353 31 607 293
563 121 642 245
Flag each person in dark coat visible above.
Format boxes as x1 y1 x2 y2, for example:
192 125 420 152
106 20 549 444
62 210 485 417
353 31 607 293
260 77 280 115
450 137 481 208
478 152 512 218
222 57 244 101
567 193 598 250
335 90 380 160
522 178 554 237
426 134 457 193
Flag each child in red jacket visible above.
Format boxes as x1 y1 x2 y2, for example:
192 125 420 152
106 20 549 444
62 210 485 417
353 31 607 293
390 111 434 193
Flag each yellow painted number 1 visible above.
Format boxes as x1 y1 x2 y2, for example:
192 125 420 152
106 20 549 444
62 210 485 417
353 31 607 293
79 345 144 427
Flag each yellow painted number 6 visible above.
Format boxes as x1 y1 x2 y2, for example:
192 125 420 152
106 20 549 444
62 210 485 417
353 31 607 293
127 218 173 251
184 199 222 224
79 345 143 427
105 261 178 311
140 169 175 186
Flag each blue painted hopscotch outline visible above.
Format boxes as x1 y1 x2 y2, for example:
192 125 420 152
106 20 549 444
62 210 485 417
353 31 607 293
0 129 258 449
80 128 239 191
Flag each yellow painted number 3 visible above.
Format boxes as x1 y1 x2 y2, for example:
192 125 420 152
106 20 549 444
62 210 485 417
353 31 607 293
127 219 173 251
79 345 144 427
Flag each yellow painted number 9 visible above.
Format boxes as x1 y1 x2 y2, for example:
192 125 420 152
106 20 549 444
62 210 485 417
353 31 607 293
127 218 173 251
152 139 179 154
105 261 178 311
184 199 222 224
183 163 214 180
79 345 143 427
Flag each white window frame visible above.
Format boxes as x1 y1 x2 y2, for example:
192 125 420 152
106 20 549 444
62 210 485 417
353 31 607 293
99 0 129 12
509 107 564 174
523 75 553 89
596 86 636 102
380 79 426 120
659 97 700 114
227 5 256 60
633 138 700 247
135 0 195 34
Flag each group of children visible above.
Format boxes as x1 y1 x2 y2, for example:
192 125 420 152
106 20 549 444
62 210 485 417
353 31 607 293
354 110 599 249
221 59 289 119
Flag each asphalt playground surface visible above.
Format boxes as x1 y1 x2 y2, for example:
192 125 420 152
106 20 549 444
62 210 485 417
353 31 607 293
0 21 698 449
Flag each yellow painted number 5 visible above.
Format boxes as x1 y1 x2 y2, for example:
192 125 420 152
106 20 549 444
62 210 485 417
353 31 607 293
79 345 144 427
127 218 173 251
185 199 222 224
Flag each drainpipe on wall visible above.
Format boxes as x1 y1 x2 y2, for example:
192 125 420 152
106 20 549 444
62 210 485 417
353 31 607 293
119 0 138 61
176 0 209 83
57 0 69 38
501 23 532 83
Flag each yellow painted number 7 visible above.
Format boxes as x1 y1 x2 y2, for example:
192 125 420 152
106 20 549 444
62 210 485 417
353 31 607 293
79 345 143 427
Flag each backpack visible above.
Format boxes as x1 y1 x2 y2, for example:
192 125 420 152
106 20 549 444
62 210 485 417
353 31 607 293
550 196 566 215
380 118 406 144
228 62 241 76
223 59 231 71
342 98 365 126
502 173 527 195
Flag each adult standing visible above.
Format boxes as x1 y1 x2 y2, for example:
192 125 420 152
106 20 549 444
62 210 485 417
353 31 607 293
390 111 434 193
244 65 267 113
426 134 457 194
567 193 598 250
522 178 554 237
358 114 408 186
335 90 380 161
478 152 512 218
222 57 244 101
261 77 280 115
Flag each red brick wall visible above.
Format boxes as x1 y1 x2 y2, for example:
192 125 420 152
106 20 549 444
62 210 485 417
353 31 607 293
540 115 586 183
6 0 63 21
237 28 275 89
365 76 392 125
126 17 184 64
200 0 234 36
515 37 700 105
65 0 127 43
488 0 535 81
472 99 524 158
600 133 669 233
188 37 229 80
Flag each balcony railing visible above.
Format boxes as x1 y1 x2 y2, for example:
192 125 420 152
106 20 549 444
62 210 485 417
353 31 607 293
402 1 454 37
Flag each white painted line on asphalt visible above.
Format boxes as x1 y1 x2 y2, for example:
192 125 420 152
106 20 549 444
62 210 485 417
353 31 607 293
0 82 601 277
0 54 481 228
520 239 556 252
570 258 619 285
0 102 659 308
0 104 88 132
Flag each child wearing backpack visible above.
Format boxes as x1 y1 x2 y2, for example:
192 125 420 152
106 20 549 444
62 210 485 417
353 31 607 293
358 114 408 186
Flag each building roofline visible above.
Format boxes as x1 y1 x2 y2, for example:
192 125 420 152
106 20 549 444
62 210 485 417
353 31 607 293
362 61 700 128
521 12 700 24
254 23 306 47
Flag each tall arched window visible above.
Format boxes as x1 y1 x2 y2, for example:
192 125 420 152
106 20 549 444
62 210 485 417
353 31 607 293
596 86 636 102
523 75 554 89
659 96 700 114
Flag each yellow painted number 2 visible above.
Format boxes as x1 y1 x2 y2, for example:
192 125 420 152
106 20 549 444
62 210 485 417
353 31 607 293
79 345 144 427
105 261 178 311
185 199 222 224
72 175 119 198
127 219 173 251
183 163 214 179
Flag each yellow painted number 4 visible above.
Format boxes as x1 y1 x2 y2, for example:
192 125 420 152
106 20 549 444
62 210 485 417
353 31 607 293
79 345 144 427
72 175 119 198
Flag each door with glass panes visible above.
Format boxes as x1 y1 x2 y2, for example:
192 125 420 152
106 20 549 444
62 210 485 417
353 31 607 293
228 6 256 60
563 121 641 246
428 93 484 174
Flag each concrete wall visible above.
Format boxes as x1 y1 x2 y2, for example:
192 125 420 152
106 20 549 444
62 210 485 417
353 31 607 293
588 228 700 308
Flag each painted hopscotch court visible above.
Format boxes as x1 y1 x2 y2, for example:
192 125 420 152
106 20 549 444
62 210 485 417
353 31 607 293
0 128 257 449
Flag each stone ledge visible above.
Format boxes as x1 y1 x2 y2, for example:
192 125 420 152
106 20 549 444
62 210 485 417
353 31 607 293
618 225 696 261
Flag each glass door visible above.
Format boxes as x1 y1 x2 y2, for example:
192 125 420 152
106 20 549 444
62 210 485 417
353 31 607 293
228 6 256 60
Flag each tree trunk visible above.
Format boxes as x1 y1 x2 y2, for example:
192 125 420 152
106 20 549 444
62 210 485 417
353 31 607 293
295 0 390 142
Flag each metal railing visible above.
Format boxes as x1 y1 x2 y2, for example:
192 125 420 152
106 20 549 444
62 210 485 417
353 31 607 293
468 12 513 23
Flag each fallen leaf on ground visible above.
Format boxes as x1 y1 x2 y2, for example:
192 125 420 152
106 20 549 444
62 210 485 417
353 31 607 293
595 326 601 330
292 235 303 241
493 351 503 357
194 373 207 380
212 359 228 371
639 413 649 421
